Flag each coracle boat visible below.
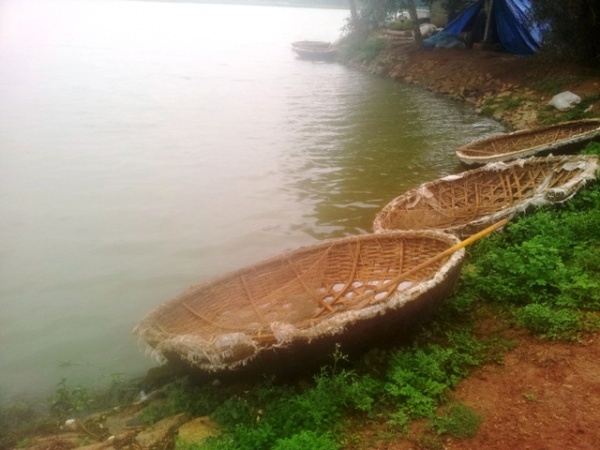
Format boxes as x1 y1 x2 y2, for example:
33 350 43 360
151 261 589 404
135 230 475 373
291 40 338 61
292 40 331 49
455 119 600 166
373 155 599 239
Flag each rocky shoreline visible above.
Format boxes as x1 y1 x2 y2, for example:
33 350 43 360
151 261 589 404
347 38 600 130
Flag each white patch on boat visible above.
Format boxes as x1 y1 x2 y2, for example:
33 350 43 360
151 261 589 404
271 322 297 343
332 283 345 292
397 281 413 291
440 174 463 181
373 292 388 302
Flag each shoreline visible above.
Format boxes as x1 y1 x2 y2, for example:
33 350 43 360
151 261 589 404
345 40 600 131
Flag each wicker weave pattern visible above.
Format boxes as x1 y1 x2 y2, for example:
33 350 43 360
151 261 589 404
373 155 599 238
456 119 600 165
134 230 463 371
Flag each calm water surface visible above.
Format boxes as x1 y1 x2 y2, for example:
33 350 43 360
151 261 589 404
0 0 504 400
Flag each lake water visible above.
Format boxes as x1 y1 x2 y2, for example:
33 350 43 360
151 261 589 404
0 0 503 401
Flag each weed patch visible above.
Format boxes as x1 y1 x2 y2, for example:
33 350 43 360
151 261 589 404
430 403 482 438
384 332 485 429
481 95 526 117
339 36 387 63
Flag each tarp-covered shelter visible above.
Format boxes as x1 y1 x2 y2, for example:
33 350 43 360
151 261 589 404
443 0 542 55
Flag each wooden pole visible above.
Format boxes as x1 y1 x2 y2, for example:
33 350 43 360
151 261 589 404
483 0 494 44
406 0 423 48
313 218 510 317
373 217 510 292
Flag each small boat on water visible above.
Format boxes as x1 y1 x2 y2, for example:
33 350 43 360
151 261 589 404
292 40 332 49
455 119 600 166
134 230 469 373
292 40 338 61
373 155 599 238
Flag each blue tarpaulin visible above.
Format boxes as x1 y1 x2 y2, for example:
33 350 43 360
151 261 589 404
443 0 542 55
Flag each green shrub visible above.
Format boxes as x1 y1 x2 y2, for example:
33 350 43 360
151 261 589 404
49 379 95 419
430 403 482 438
357 37 386 62
139 379 233 425
515 304 597 340
384 332 484 428
272 431 339 450
184 346 385 449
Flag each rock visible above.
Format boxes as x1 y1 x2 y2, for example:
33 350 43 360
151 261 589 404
419 23 439 38
111 429 140 448
493 109 504 121
134 413 191 449
548 91 581 111
177 416 220 445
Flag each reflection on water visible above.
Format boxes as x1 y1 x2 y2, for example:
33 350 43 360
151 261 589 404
0 0 504 400
283 72 502 239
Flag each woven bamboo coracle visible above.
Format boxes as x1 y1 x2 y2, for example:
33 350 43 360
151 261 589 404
134 230 465 372
456 119 600 166
373 155 599 239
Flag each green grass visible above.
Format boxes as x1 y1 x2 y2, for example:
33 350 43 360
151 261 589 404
481 95 526 117
337 35 387 63
383 331 485 430
430 402 482 438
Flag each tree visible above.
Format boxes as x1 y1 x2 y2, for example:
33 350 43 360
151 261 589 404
442 0 476 22
344 0 403 33
348 0 360 30
532 0 600 67
343 0 425 47
347 0 369 38
404 0 423 47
